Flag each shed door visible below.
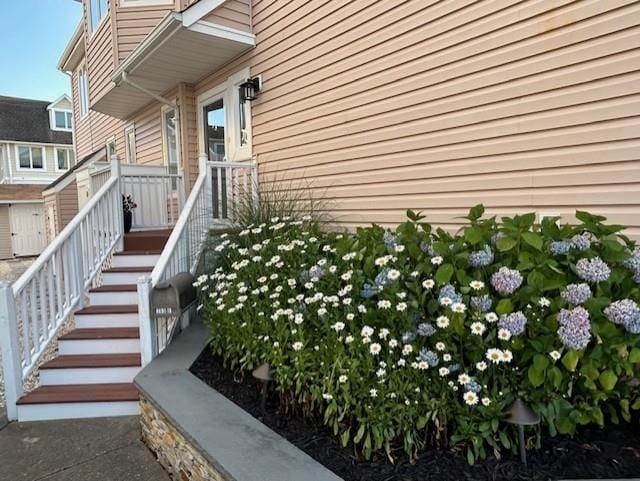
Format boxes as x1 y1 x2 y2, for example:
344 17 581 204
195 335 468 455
10 203 46 257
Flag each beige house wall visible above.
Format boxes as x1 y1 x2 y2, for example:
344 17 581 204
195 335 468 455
71 0 640 236
0 205 12 259
203 0 252 32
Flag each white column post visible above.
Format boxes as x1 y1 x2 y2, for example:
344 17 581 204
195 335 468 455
251 156 259 210
111 153 124 252
199 153 212 223
138 276 154 366
0 282 23 420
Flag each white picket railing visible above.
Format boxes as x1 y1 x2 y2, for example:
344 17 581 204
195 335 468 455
137 156 257 364
0 160 124 420
121 172 184 230
89 165 112 194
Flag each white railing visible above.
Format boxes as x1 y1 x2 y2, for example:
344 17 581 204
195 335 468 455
137 155 257 364
121 172 185 230
0 159 124 420
90 165 112 194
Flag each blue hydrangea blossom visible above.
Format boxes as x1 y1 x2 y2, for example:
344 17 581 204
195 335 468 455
557 306 591 350
575 257 611 283
498 311 527 336
561 283 592 305
468 245 494 267
604 299 640 334
491 267 523 296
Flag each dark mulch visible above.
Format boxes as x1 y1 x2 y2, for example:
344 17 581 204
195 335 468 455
191 348 640 481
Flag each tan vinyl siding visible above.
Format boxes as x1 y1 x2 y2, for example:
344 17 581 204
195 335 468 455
114 3 174 63
203 0 251 33
85 6 115 105
57 182 80 231
193 0 640 236
0 205 12 259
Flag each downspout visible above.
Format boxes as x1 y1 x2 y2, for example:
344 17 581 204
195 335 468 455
119 72 183 184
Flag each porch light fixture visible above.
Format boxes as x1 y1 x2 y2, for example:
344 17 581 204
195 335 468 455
239 77 261 103
252 362 272 413
504 398 540 466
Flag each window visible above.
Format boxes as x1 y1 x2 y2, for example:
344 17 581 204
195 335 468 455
88 0 109 33
52 110 73 131
17 146 44 169
125 125 136 164
162 107 180 189
106 138 117 161
78 67 89 117
55 148 75 171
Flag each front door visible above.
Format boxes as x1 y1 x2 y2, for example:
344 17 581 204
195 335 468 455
10 203 46 257
203 96 228 218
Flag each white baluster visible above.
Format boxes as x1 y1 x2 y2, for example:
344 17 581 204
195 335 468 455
137 276 154 366
0 283 23 420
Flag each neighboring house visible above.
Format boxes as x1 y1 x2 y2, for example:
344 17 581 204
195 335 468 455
2 0 639 423
0 95 76 258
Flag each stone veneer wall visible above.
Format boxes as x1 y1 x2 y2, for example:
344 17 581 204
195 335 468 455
140 396 227 481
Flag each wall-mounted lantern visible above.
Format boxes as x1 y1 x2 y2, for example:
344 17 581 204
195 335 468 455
239 77 261 103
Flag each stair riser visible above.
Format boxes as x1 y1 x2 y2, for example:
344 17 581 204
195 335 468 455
75 313 139 329
17 401 140 422
40 366 142 385
101 272 149 285
112 254 160 268
89 291 138 305
59 339 141 355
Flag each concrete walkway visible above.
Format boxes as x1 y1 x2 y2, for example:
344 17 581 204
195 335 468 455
0 416 171 481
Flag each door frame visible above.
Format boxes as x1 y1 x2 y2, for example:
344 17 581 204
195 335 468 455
196 67 253 163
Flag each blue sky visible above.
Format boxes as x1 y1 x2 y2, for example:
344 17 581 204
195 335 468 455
0 0 82 102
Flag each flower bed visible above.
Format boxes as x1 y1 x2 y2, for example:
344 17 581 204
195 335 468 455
195 206 640 464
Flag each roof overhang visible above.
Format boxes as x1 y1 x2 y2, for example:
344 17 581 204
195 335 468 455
92 11 255 119
58 21 85 73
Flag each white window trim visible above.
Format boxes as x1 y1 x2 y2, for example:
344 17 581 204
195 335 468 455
161 104 181 171
87 0 110 36
78 65 90 118
50 109 73 132
120 0 174 7
54 148 74 172
124 124 137 164
15 145 46 171
196 67 253 163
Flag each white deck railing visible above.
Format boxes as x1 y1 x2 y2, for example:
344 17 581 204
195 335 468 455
121 172 184 230
137 156 257 364
0 159 124 420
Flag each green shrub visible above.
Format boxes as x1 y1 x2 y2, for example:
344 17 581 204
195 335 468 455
196 207 640 463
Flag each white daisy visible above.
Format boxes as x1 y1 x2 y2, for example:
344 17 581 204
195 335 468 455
436 316 450 328
370 343 382 355
464 391 479 406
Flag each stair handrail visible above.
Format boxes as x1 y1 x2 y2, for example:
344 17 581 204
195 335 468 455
0 156 124 420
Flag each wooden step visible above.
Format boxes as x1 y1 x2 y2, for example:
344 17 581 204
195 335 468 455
59 328 139 340
112 251 161 268
124 229 171 251
89 284 137 292
17 383 139 405
75 304 138 315
103 267 154 273
116 249 162 256
41 354 141 369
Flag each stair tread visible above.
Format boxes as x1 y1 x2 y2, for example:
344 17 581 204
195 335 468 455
75 304 139 315
17 383 139 405
103 266 154 273
89 284 137 292
115 250 162 256
59 327 140 340
41 353 141 369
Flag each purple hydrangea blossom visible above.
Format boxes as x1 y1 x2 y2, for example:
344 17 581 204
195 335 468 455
383 231 397 249
420 242 435 256
417 323 436 337
471 294 492 313
498 311 528 336
439 284 463 304
375 268 391 288
550 241 571 255
418 348 439 367
623 248 640 284
402 331 416 343
570 233 591 251
491 267 523 296
360 283 379 299
575 257 611 284
466 379 482 393
604 299 640 334
561 283 592 305
468 245 494 267
557 306 591 350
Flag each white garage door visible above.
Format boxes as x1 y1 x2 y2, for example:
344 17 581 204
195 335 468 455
10 203 46 257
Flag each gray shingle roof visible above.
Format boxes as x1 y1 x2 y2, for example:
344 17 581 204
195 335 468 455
0 96 73 145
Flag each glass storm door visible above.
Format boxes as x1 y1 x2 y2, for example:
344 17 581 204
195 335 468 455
203 98 227 218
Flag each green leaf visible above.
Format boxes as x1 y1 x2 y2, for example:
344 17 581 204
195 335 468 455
496 236 518 252
495 299 513 315
599 369 618 391
631 398 640 410
528 365 545 387
629 347 640 363
340 428 351 447
464 226 483 245
522 232 543 251
533 354 550 372
435 264 454 284
498 431 511 449
466 448 475 465
562 350 581 372
467 204 485 221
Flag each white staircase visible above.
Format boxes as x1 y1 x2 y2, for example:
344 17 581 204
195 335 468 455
15 238 167 422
